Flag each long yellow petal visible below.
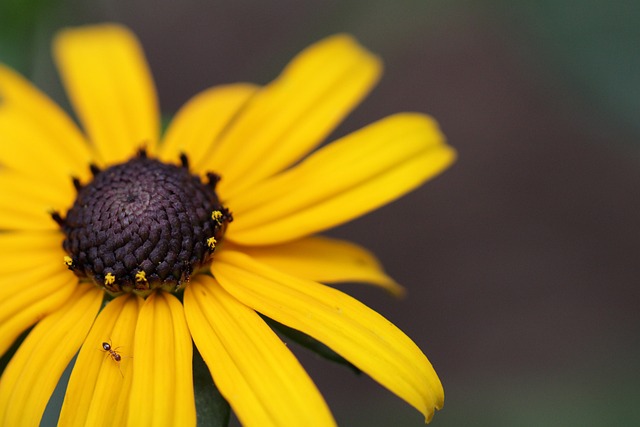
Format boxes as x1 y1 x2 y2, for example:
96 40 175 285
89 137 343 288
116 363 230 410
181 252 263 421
0 270 77 356
159 84 259 167
212 250 444 423
232 236 404 296
0 258 68 292
128 291 195 426
59 294 142 427
185 276 336 427
0 245 66 275
0 208 58 231
0 231 65 273
0 170 74 208
0 107 91 183
0 170 72 231
53 24 159 164
0 64 95 166
0 284 102 427
197 34 382 197
226 113 456 245
0 230 63 253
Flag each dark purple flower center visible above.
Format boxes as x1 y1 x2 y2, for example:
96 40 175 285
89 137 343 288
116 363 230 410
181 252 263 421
55 153 231 295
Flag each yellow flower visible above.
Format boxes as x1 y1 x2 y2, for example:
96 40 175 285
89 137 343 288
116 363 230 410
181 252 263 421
0 24 454 426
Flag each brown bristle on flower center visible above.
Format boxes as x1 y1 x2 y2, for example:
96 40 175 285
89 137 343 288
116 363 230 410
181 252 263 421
55 153 232 295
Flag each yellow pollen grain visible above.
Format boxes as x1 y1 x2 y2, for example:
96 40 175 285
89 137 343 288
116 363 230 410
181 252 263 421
207 237 217 250
104 273 116 285
63 256 73 267
211 210 223 224
135 271 147 282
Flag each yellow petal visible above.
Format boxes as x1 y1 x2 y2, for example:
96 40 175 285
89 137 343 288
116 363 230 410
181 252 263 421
232 236 404 296
0 257 68 290
0 269 77 356
0 170 72 231
212 250 444 422
0 64 95 166
0 107 91 183
0 244 66 275
59 294 142 427
227 113 456 245
0 230 63 253
185 276 336 427
0 207 58 231
0 170 74 207
0 284 102 427
128 292 195 426
159 84 259 167
53 24 160 164
197 34 382 197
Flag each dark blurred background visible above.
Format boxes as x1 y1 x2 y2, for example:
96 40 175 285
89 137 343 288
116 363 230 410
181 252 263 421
2 0 639 426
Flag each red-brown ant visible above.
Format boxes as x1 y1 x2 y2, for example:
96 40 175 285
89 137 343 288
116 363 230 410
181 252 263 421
101 340 126 376
102 341 122 362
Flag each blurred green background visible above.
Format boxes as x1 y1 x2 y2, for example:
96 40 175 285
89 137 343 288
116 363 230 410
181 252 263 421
2 0 639 426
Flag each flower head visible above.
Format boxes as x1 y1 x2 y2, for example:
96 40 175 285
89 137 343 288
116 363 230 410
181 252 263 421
0 24 454 426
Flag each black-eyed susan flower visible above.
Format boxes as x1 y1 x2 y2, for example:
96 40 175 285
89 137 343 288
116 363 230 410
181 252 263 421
0 23 455 426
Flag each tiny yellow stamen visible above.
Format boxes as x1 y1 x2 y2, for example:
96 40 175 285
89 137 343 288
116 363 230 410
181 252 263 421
207 237 217 250
135 270 147 283
63 256 73 267
211 210 223 224
104 273 116 285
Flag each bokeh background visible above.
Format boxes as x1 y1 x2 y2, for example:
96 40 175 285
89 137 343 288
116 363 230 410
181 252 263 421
2 0 639 426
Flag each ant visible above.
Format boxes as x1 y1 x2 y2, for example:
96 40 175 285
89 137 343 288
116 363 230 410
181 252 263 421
101 340 128 376
102 341 122 362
